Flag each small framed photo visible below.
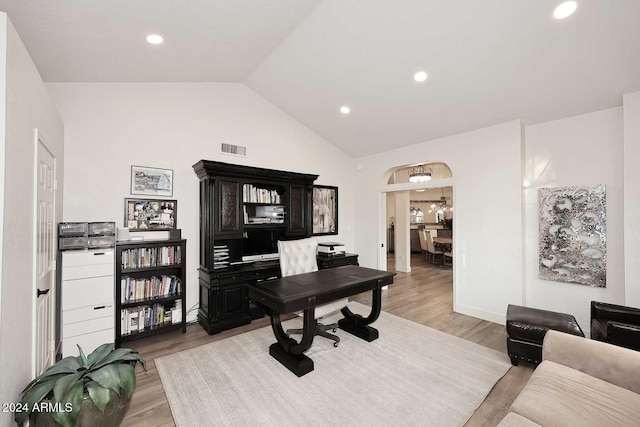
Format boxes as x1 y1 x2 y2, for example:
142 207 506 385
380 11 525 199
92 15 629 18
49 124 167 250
313 185 338 235
125 198 177 231
131 165 173 197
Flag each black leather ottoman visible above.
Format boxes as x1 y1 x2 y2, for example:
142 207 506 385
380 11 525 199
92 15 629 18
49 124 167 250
506 304 584 366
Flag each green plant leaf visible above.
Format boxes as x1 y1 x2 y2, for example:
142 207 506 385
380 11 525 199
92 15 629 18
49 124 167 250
21 373 67 396
113 353 147 371
87 364 121 395
23 357 82 390
86 343 115 367
15 381 55 425
52 382 83 427
86 381 112 412
77 345 89 368
91 347 146 371
117 364 136 399
52 372 83 404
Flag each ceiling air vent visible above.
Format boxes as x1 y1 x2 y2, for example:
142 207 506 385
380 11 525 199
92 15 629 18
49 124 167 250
220 142 247 157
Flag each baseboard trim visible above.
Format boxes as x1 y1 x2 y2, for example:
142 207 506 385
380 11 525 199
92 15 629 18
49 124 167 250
456 304 506 325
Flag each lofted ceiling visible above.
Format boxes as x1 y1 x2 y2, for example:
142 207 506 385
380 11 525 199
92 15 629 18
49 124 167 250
1 0 639 157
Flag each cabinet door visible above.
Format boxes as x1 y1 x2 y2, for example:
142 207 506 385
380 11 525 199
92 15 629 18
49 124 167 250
287 184 307 236
215 179 242 238
219 284 249 321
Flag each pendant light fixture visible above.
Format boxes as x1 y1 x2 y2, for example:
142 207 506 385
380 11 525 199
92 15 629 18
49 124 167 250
409 165 432 183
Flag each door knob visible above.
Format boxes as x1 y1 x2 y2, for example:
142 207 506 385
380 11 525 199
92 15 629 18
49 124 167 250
37 288 50 298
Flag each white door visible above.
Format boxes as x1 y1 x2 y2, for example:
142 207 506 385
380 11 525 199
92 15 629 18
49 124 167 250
35 134 56 375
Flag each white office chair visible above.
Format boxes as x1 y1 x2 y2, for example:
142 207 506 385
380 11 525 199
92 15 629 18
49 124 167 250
278 237 348 347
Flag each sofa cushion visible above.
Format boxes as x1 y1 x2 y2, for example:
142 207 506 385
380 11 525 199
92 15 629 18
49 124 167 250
497 412 542 427
510 360 640 427
543 330 640 394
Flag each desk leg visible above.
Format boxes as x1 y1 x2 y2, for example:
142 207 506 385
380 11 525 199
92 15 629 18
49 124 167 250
338 287 382 342
268 305 316 377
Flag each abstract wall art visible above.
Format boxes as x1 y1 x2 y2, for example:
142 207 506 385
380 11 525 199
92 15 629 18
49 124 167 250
538 185 606 287
312 185 338 235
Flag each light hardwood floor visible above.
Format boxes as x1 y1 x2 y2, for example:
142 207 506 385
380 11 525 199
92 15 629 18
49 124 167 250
122 253 533 427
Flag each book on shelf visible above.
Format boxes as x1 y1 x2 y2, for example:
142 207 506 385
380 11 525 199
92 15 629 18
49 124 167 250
121 301 181 336
121 310 128 336
129 310 139 333
138 307 145 332
243 184 282 204
171 300 182 324
121 275 181 303
121 245 182 269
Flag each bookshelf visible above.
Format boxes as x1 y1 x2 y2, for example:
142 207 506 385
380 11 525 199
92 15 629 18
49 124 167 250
242 183 285 227
115 239 187 347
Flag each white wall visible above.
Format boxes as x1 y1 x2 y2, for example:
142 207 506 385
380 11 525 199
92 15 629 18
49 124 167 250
0 15 6 343
355 121 524 324
0 15 64 426
524 107 624 332
45 82 355 322
623 91 640 308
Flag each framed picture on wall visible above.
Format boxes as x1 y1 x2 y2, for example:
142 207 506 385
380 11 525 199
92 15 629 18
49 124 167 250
125 198 177 230
313 185 338 235
130 165 174 197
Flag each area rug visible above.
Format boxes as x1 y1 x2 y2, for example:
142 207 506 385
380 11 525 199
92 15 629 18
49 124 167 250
156 302 510 427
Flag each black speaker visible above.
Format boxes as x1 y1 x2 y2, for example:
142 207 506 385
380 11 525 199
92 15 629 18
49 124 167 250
169 229 182 240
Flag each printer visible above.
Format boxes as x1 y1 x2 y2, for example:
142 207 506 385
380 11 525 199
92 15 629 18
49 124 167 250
317 242 345 256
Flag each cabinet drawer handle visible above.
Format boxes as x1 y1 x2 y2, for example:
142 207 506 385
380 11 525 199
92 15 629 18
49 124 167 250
93 252 106 256
93 305 106 310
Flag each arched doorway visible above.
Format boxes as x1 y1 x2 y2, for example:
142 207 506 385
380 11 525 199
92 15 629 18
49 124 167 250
381 162 454 273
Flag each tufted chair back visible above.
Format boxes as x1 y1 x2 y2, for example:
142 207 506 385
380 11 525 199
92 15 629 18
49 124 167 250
278 237 319 277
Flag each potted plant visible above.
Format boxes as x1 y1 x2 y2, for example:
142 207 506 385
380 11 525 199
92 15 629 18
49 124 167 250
15 344 146 427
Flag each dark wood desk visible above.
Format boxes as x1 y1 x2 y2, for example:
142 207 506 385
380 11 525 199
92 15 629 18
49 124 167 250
247 265 396 376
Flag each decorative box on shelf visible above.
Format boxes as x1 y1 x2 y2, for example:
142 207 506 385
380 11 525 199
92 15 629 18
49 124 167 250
59 221 116 251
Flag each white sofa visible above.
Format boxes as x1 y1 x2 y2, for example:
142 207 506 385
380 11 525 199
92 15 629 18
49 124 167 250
498 330 640 427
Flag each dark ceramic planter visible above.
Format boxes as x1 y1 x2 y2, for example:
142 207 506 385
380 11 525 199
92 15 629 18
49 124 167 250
30 392 130 427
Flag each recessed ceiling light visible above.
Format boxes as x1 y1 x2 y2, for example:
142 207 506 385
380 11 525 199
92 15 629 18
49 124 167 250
340 106 351 114
414 71 428 82
553 1 577 19
146 34 164 45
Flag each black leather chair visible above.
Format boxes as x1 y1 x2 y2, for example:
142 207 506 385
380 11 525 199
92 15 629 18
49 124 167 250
591 301 640 352
506 304 584 366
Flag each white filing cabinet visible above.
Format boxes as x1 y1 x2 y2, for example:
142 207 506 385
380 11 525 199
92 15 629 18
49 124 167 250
61 249 114 357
